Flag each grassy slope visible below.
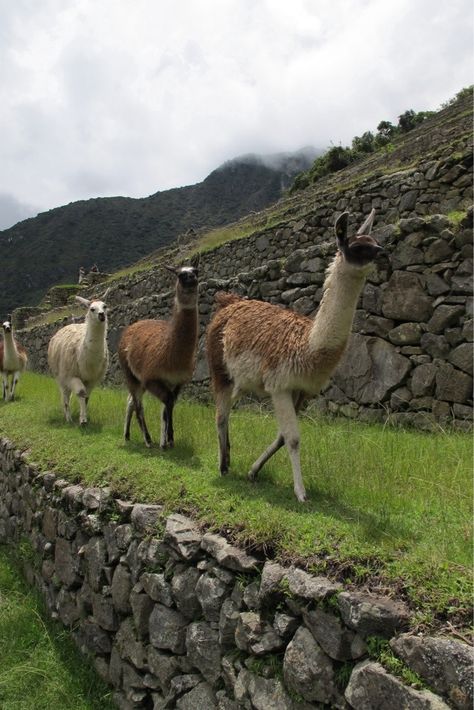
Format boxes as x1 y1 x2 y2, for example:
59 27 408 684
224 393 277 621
0 547 114 710
1 373 472 629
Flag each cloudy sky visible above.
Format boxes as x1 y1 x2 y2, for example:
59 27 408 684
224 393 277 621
0 0 472 230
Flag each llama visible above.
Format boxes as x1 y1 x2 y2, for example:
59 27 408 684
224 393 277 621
118 266 199 448
206 210 383 502
48 294 109 425
0 316 28 401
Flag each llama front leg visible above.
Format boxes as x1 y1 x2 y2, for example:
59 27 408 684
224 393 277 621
271 391 307 503
69 377 88 425
10 371 19 401
2 374 9 401
61 386 72 422
161 386 181 449
215 386 232 474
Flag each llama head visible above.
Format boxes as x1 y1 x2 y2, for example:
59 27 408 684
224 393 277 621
335 209 383 268
2 315 12 333
165 265 199 308
75 296 108 324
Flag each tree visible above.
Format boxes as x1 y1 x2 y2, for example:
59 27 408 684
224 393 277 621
352 131 375 154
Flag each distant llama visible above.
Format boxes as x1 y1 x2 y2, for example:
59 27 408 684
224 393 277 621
118 266 199 448
206 210 383 502
48 294 109 425
1 316 28 401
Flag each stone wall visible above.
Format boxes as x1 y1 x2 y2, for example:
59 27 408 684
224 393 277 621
1 437 472 709
19 205 473 431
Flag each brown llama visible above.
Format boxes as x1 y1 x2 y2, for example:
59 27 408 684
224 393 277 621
118 266 199 448
1 316 28 401
206 210 383 502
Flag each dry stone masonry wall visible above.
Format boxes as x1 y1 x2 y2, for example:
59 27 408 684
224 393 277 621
1 438 472 709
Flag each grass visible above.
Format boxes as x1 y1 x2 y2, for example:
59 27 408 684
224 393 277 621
190 210 287 255
0 546 114 710
1 373 472 629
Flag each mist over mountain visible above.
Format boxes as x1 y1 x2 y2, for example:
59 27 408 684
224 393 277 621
0 148 316 315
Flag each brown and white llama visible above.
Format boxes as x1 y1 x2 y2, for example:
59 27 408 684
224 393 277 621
1 316 28 401
118 266 199 448
206 210 383 502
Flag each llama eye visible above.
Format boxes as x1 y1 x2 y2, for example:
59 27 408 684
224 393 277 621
90 307 96 312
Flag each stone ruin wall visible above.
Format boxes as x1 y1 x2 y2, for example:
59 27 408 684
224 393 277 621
18 145 474 431
1 438 472 709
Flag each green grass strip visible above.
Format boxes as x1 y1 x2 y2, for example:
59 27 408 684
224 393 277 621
1 373 472 627
0 546 114 710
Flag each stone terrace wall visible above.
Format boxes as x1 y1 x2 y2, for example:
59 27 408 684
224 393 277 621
1 438 472 709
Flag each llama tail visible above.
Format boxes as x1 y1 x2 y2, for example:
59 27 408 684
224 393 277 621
214 291 245 310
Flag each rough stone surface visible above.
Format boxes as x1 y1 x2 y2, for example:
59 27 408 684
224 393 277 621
176 682 217 709
235 611 284 656
382 272 433 322
338 592 410 637
303 607 367 661
435 363 473 403
112 564 133 614
390 635 474 710
201 533 260 572
149 604 187 654
345 660 450 709
334 334 411 405
164 514 203 561
283 626 342 705
186 621 222 684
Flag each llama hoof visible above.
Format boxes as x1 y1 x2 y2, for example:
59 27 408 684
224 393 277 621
248 470 257 482
296 491 308 503
79 420 88 427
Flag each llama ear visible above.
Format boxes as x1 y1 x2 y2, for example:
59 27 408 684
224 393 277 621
335 212 349 248
100 287 110 301
357 208 375 235
75 296 91 308
164 265 177 276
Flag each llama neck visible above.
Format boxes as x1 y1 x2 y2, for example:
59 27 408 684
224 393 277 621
82 319 107 358
309 254 368 353
171 299 198 343
3 330 17 356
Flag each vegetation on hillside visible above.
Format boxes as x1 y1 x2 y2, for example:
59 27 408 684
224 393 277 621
1 373 472 630
290 85 473 192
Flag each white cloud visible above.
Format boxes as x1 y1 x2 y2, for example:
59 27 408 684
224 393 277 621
0 0 472 223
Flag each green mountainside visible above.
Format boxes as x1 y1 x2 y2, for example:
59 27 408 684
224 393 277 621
0 149 317 315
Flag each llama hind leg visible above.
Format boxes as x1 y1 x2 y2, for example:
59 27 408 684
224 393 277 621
134 391 152 447
248 434 284 481
215 386 232 474
271 391 306 503
249 392 305 482
124 394 135 441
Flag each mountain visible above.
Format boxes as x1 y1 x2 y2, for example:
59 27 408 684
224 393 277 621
0 149 317 315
